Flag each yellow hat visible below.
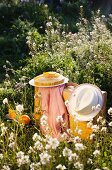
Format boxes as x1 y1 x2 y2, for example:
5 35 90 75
29 71 68 87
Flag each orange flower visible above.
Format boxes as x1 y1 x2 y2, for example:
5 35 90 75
19 115 30 125
9 109 16 119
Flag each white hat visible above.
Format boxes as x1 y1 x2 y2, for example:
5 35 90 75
67 84 104 121
29 71 68 87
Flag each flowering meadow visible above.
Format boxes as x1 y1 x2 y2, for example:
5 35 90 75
0 1 112 170
0 99 112 170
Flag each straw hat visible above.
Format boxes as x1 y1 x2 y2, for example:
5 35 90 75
67 84 104 121
29 71 68 87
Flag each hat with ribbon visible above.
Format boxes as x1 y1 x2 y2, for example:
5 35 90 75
66 84 104 121
29 71 68 87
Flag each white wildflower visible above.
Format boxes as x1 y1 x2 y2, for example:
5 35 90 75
60 132 68 140
75 143 85 151
93 150 100 157
48 16 52 20
3 98 8 104
45 144 51 150
108 107 112 115
44 4 48 8
97 116 103 123
40 114 48 126
9 132 15 142
56 164 66 170
46 22 52 27
87 121 93 128
94 168 101 170
47 137 60 150
0 123 4 127
32 133 42 142
34 141 43 151
73 136 81 143
103 167 109 170
30 162 41 170
66 128 72 134
108 121 112 126
76 23 80 27
39 151 51 165
28 146 36 154
102 15 105 18
90 133 95 140
8 142 15 149
74 162 84 170
101 127 107 133
77 129 82 135
16 151 24 158
16 104 24 113
108 107 112 116
87 158 93 164
102 119 106 126
16 151 30 167
2 165 10 170
75 126 82 134
91 125 99 132
1 126 8 136
62 147 72 157
0 153 3 159
17 155 30 167
68 153 79 162
56 115 63 123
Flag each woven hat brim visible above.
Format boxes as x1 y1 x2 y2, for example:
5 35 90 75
29 78 69 87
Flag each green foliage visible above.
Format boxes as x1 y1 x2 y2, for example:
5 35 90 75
0 2 49 80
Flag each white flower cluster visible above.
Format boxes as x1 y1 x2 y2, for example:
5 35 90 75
62 146 81 167
0 123 8 136
108 107 112 117
63 147 72 157
32 133 42 142
74 162 84 170
93 150 100 157
73 136 81 143
75 143 85 151
56 164 66 170
108 121 112 126
1 165 10 170
45 137 60 150
30 162 41 170
56 115 64 123
8 132 16 150
28 133 44 153
3 98 8 105
0 153 3 159
16 104 24 113
34 140 43 151
16 151 30 167
91 125 99 132
40 114 48 127
39 151 51 165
